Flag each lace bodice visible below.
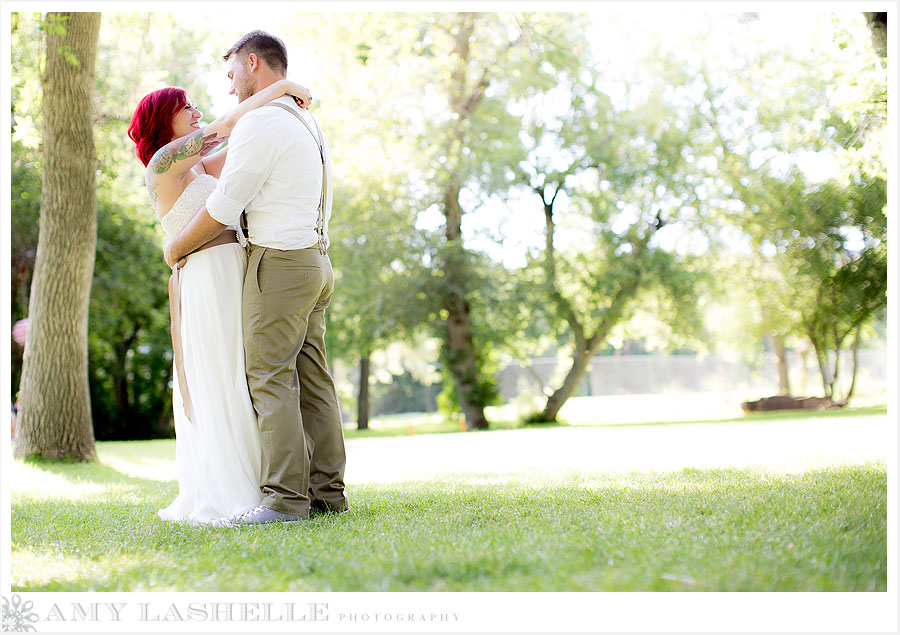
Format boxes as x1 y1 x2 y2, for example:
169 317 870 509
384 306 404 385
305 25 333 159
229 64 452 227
159 174 245 245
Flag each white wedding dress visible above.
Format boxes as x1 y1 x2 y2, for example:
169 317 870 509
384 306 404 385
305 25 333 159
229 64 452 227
157 173 263 525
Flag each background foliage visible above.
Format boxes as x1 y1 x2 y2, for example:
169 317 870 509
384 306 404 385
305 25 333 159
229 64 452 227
9 10 887 438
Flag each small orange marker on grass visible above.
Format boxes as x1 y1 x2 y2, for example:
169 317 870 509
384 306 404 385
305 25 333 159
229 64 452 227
408 424 415 437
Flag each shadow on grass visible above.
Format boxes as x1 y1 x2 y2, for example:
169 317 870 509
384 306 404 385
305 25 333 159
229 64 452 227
21 454 166 490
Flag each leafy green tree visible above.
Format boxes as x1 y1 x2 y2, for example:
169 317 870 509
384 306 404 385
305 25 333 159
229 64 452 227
778 177 886 402
704 252 804 395
326 170 430 429
696 13 887 402
513 59 712 422
89 193 173 439
410 12 592 429
298 12 590 429
279 13 440 429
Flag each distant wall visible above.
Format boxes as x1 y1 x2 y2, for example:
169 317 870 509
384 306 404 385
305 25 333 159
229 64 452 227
333 348 887 420
496 349 887 400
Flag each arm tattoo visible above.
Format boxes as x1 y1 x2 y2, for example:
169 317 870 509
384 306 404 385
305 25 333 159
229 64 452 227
151 130 228 175
145 172 160 205
152 148 174 174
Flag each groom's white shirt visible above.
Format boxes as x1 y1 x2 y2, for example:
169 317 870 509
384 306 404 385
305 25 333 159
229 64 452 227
206 95 332 250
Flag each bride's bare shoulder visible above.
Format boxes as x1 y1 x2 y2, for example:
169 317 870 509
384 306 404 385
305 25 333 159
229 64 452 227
146 168 194 220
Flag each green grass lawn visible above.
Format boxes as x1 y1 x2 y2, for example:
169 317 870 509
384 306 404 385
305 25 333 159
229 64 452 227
10 412 886 592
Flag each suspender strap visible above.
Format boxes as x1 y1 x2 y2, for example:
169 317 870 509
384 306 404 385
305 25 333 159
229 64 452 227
266 101 328 255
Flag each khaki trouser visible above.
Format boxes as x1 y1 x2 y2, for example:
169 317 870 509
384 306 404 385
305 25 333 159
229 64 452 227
243 243 348 517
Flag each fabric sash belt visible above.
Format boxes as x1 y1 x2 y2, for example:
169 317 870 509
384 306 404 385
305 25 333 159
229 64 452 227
167 229 239 423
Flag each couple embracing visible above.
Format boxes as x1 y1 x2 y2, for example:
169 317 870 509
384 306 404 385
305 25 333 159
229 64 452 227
127 30 348 526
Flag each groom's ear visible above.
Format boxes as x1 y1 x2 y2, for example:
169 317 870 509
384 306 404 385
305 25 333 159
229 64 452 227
246 52 259 72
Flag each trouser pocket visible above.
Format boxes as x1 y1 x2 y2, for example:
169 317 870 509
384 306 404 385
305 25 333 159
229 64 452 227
246 245 267 294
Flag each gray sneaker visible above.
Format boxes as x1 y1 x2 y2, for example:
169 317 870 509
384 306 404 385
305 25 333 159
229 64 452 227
230 505 304 526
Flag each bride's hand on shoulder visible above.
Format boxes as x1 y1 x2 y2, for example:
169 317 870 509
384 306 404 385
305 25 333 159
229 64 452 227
281 80 312 110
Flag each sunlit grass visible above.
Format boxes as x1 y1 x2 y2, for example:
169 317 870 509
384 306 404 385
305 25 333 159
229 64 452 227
10 425 886 592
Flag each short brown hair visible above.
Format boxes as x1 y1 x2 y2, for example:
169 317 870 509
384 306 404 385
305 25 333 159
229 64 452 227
223 30 288 76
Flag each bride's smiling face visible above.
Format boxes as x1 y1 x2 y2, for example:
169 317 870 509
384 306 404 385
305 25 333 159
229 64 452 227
171 99 202 139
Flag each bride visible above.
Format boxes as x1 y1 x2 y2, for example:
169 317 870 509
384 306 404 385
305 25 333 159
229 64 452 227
127 79 311 525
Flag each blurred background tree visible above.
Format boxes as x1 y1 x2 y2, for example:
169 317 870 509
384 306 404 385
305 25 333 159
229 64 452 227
9 10 888 441
696 12 887 403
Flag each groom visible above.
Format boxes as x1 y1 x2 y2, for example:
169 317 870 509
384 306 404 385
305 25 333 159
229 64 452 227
164 30 349 523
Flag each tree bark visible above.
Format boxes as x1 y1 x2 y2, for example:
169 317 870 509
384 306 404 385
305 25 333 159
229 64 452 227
830 326 842 401
542 346 592 422
15 12 101 460
768 332 791 395
818 353 832 399
808 331 832 400
434 13 495 432
442 184 489 430
357 355 371 430
798 345 810 394
540 282 640 423
840 325 862 404
542 316 634 422
863 12 887 59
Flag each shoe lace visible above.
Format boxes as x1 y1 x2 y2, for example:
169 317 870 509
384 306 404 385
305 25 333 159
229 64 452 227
242 505 267 519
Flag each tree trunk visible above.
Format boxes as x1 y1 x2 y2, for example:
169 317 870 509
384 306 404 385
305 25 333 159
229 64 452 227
434 14 493 432
15 12 101 460
863 12 887 59
539 192 587 423
798 345 810 394
536 187 644 422
768 332 791 395
842 325 862 404
542 346 592 422
357 355 371 430
830 326 844 401
442 185 489 430
810 337 832 399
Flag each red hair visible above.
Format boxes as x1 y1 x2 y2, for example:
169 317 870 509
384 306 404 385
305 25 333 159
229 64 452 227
127 87 187 167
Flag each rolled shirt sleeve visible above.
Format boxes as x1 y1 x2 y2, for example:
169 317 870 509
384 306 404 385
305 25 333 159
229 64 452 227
206 112 278 228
